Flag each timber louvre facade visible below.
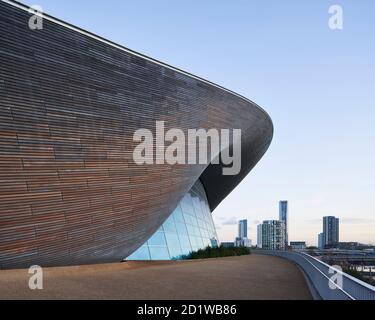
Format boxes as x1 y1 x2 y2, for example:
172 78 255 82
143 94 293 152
0 0 273 269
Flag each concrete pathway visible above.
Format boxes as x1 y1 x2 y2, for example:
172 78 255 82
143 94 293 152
0 254 312 300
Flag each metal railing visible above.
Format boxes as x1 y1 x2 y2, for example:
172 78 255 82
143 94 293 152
257 250 375 300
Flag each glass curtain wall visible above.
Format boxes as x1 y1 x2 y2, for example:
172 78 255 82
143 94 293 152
126 179 218 260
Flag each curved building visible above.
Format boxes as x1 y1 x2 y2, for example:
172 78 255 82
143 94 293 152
0 0 273 269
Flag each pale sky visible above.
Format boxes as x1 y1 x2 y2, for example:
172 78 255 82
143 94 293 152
22 0 375 246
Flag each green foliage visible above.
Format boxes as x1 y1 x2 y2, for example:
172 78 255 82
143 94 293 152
343 267 375 286
343 268 365 280
181 245 251 260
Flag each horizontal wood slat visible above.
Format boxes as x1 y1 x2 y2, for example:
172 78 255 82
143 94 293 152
0 0 273 269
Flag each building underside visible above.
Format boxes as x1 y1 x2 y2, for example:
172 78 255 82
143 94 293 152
0 0 273 269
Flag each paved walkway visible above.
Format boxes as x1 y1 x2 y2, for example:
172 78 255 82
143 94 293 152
0 254 312 300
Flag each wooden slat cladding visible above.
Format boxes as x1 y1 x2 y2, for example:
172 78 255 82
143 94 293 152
0 0 273 269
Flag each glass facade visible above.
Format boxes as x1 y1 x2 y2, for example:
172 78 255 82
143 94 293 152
323 216 339 247
279 200 288 247
257 220 285 250
126 179 218 260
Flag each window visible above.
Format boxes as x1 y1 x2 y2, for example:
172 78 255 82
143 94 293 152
148 232 167 246
126 179 218 261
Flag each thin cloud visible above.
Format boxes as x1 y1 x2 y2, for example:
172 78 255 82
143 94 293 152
307 217 375 225
222 216 238 225
307 218 322 224
340 218 375 224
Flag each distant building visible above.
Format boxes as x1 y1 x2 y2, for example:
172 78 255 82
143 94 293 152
257 220 285 250
245 238 252 247
235 237 251 247
336 242 373 250
221 242 235 248
257 224 263 248
210 238 219 248
290 241 306 250
238 219 248 238
279 201 288 247
318 233 325 249
234 219 251 247
235 237 242 247
323 216 339 248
